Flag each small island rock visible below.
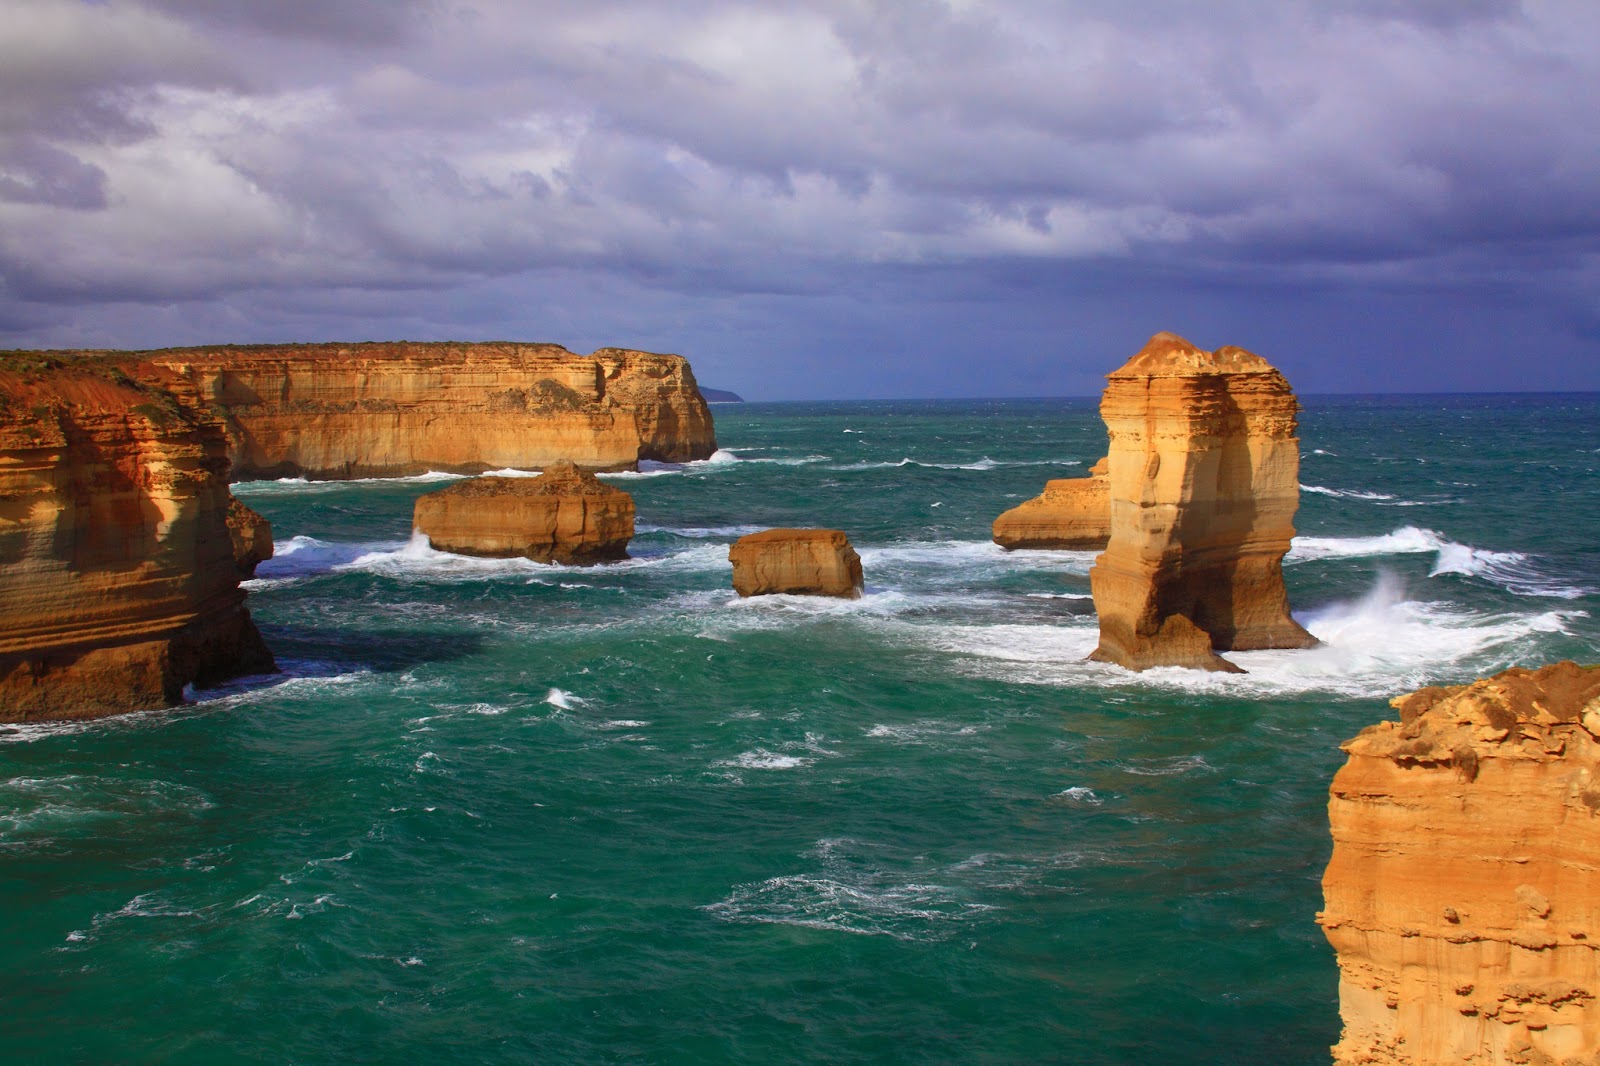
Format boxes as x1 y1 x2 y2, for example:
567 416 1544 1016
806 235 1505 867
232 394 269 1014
413 460 634 564
729 529 863 598
992 456 1111 550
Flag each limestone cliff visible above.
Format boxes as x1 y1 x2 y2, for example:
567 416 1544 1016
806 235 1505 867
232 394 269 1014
1321 661 1600 1065
117 341 714 479
1088 332 1316 672
0 354 275 721
729 529 864 598
413 461 634 565
227 498 274 578
993 457 1110 551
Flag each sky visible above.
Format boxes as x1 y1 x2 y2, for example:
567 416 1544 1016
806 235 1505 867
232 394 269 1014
1 0 1597 399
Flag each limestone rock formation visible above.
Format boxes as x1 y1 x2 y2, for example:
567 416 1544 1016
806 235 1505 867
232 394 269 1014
993 457 1111 550
413 461 634 565
0 354 276 721
227 498 274 578
72 340 721 479
1088 332 1316 672
728 529 864 598
1321 661 1600 1066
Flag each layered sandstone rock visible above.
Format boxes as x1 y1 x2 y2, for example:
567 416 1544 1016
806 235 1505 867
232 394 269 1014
0 355 275 721
227 498 274 578
728 529 864 598
413 461 634 564
1088 332 1316 672
119 341 713 479
993 457 1110 550
1321 661 1600 1065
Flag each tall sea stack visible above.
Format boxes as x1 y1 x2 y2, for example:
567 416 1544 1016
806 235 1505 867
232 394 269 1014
1088 332 1316 672
1321 661 1600 1065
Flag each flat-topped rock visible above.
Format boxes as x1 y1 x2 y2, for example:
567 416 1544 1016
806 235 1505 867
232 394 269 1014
992 456 1110 550
413 461 634 564
1089 332 1316 672
728 529 863 598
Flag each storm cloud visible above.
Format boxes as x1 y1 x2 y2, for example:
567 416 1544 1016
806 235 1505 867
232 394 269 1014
1 0 1596 396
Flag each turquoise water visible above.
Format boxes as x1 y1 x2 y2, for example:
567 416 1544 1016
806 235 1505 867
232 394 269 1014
4 395 1598 1064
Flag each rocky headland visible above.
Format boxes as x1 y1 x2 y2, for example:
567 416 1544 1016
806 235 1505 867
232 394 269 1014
413 461 635 565
94 341 718 479
1088 332 1316 672
1321 661 1600 1065
992 456 1110 551
729 529 864 598
0 353 275 721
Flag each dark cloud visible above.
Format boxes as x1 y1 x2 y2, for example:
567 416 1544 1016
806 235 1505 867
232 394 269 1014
0 0 1596 395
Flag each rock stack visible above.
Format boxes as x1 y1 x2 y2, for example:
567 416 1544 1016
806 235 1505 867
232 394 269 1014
728 529 863 598
413 461 634 565
227 498 275 578
992 457 1111 551
1088 332 1316 671
1321 661 1600 1065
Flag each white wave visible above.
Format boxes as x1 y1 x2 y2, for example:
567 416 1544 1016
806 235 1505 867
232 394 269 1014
636 523 766 539
479 466 541 477
1054 787 1103 805
826 456 1040 472
718 750 813 770
1300 484 1396 501
703 838 995 941
864 721 985 743
1289 526 1591 598
230 470 467 495
255 535 403 579
544 688 583 710
912 575 1586 698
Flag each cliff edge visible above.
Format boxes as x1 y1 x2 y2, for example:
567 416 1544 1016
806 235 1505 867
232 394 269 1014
25 341 719 480
0 353 275 721
1322 661 1600 1065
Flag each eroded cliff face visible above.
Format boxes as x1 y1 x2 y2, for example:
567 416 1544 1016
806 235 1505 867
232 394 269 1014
413 461 634 565
1322 661 1600 1066
136 341 717 479
992 457 1111 551
1088 332 1316 671
0 356 275 721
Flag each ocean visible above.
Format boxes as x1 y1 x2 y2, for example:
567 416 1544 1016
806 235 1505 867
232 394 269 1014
3 394 1597 1064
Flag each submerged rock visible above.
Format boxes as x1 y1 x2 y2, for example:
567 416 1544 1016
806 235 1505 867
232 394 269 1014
992 456 1110 550
227 498 274 578
1321 661 1600 1065
728 529 863 598
413 460 634 564
1088 332 1316 672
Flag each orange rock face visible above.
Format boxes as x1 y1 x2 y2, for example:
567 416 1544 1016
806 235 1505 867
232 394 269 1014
413 461 634 565
227 498 274 578
116 341 715 479
0 355 275 721
1321 661 1600 1066
993 456 1110 550
1088 332 1316 671
728 529 864 598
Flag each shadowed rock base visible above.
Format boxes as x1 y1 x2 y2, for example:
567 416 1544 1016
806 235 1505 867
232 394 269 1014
1321 661 1600 1065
